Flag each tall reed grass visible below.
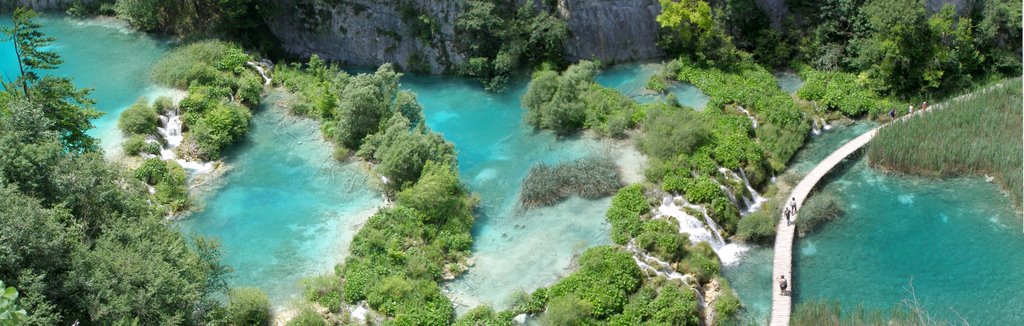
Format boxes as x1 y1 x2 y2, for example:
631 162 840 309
520 156 623 208
867 78 1023 209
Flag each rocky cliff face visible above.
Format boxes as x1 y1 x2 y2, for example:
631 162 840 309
1 0 87 11
265 0 664 73
558 0 663 63
264 0 463 74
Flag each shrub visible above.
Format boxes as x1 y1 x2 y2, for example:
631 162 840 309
152 40 249 89
541 294 593 326
713 277 741 324
455 306 512 326
641 104 710 160
520 156 623 208
154 160 189 213
796 66 894 116
645 76 667 93
636 219 687 263
152 96 174 114
796 192 845 237
358 114 457 193
680 242 720 284
683 176 721 204
226 288 270 326
134 157 168 185
547 246 642 318
608 283 700 326
302 273 343 313
606 185 648 244
286 307 328 326
736 209 777 243
118 99 158 135
122 134 148 156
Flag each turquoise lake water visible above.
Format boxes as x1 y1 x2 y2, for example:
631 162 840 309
402 73 647 310
178 91 384 304
724 121 1024 324
0 16 172 156
7 14 1021 322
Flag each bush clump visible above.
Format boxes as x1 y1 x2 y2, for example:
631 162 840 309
225 288 270 326
736 208 777 243
523 61 642 136
519 156 623 208
796 192 845 237
605 184 649 244
607 283 700 326
546 246 643 319
285 307 328 326
118 99 159 135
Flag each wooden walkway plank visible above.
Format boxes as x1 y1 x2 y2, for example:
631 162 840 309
767 88 981 325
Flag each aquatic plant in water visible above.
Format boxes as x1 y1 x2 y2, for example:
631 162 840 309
519 156 623 208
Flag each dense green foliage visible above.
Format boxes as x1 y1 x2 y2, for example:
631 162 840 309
358 114 457 193
118 98 159 135
0 281 27 325
546 246 643 319
224 288 270 326
522 61 642 136
519 157 623 208
152 40 261 160
786 0 1022 98
796 192 845 237
1 8 102 154
736 202 779 243
713 277 741 324
656 0 742 66
607 283 701 326
796 65 898 116
285 307 329 326
669 59 809 171
0 19 234 324
455 0 568 90
868 78 1024 208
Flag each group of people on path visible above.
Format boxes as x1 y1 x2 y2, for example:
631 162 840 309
782 197 797 226
778 197 798 296
888 101 929 119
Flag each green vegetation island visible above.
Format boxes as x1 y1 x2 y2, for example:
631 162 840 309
1 1 1021 325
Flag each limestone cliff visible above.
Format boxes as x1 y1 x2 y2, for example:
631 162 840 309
264 0 664 73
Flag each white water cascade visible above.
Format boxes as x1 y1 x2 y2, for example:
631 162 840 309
735 106 758 129
717 167 767 215
247 60 272 85
624 240 707 308
737 169 767 214
657 196 749 265
151 107 216 174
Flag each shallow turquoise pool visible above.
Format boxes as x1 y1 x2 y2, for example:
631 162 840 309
179 92 383 304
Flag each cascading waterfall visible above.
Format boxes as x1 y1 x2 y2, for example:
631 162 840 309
735 106 758 129
624 240 706 307
247 60 273 85
657 196 748 265
150 107 216 174
737 169 767 214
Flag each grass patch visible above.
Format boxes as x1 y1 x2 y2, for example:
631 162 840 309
519 156 623 208
796 192 845 237
867 78 1023 208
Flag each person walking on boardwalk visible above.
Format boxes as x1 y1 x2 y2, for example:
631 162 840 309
889 108 896 119
789 198 797 214
784 207 791 225
909 104 914 114
778 275 788 295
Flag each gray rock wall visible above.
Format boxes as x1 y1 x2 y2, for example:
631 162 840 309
558 0 663 63
1 0 84 11
265 0 664 73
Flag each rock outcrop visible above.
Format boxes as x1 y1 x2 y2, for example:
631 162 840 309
264 0 664 73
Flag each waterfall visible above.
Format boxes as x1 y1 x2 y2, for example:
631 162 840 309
247 61 272 85
737 169 767 214
149 106 215 174
657 196 748 265
735 106 758 129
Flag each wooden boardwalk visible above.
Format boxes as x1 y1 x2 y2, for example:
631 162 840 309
767 90 978 325
769 127 878 326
